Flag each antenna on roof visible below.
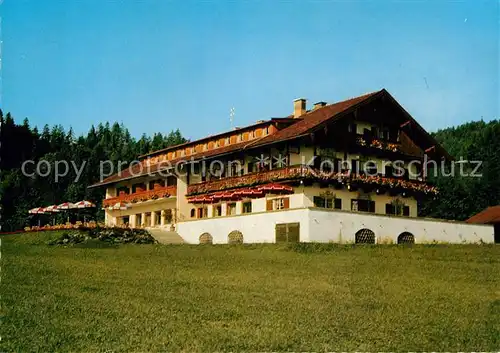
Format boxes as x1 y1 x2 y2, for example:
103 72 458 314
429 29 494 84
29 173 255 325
230 107 235 129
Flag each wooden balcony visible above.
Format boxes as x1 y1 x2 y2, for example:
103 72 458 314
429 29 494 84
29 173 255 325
187 165 437 196
103 185 177 207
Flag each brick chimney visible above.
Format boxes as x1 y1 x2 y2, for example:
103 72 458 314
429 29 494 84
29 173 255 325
313 101 327 110
293 98 307 118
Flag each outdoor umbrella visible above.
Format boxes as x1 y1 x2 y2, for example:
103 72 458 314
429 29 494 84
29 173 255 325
28 207 46 227
74 200 96 208
44 205 60 225
57 202 76 222
74 200 96 222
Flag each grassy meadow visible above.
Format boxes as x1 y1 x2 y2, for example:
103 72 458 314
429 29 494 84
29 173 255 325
2 231 499 352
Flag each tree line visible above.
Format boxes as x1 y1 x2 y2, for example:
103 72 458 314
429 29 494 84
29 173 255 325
1 108 498 231
0 110 186 231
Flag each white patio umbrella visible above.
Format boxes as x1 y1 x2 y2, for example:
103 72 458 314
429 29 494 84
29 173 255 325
57 202 76 222
74 200 96 209
74 200 96 222
28 207 46 214
44 205 60 225
28 207 46 227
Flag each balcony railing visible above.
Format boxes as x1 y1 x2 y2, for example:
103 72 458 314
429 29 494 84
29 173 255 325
103 185 177 207
355 136 401 153
187 165 437 196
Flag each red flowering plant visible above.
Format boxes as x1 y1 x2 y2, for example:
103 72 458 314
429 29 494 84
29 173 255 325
103 185 177 207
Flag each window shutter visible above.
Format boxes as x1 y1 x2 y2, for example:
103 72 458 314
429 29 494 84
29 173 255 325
334 198 342 210
287 223 300 242
275 224 287 242
283 197 290 209
385 204 393 215
266 200 273 211
369 201 376 213
403 206 410 216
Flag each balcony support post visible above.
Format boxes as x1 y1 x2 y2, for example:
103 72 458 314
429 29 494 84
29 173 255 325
151 211 156 227
130 214 137 228
160 210 166 226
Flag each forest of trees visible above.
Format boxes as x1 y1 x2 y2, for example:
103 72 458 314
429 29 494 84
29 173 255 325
0 108 498 232
0 110 186 232
419 119 500 221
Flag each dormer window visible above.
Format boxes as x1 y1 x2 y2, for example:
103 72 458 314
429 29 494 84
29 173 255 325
238 133 243 142
265 126 269 135
215 140 220 148
204 143 208 151
225 137 230 145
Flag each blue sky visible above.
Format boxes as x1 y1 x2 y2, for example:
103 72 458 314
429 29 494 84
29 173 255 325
2 1 498 140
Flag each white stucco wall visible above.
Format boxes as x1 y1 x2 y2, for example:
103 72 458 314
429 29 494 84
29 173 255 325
176 208 495 244
177 209 311 244
307 208 494 244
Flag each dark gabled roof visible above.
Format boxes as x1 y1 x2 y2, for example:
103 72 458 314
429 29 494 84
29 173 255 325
246 90 381 148
466 206 500 224
89 88 449 188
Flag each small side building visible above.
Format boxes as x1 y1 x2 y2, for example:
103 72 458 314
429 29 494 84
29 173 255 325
467 206 500 243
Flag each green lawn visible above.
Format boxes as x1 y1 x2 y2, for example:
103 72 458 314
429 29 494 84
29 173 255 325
2 231 499 352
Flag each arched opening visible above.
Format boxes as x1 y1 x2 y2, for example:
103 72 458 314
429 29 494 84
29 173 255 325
228 230 243 244
397 232 415 244
199 232 213 244
355 228 375 244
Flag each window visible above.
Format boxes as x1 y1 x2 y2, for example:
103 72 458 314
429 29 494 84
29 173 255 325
352 199 375 213
225 137 230 145
238 133 243 142
267 197 289 211
313 196 325 208
351 159 359 174
204 143 208 151
348 122 357 134
371 126 379 139
227 203 236 216
363 161 378 175
214 204 222 217
190 209 196 218
265 126 269 135
275 223 300 243
385 165 394 177
314 196 342 210
382 128 390 140
166 175 176 186
242 201 252 214
197 207 208 219
385 203 409 216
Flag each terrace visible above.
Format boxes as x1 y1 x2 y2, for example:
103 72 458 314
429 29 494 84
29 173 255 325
186 165 437 196
103 185 177 207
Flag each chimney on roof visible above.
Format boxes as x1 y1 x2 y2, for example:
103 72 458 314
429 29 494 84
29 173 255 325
293 98 307 118
313 101 327 110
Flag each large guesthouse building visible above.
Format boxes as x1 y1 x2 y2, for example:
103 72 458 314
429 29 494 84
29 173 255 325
90 89 494 244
